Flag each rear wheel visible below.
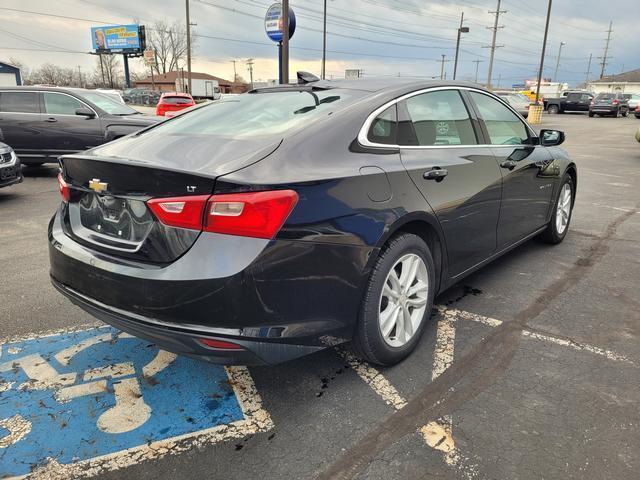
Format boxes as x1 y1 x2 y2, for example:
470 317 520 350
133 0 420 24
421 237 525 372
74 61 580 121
588 111 595 117
352 233 435 366
540 174 574 244
622 109 629 117
547 104 560 115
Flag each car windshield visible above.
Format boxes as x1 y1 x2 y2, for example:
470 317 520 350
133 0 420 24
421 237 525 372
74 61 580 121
142 89 356 137
596 94 615 100
79 91 139 115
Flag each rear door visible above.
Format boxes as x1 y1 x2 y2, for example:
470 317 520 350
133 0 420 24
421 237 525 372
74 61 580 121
467 91 555 250
564 92 581 111
398 88 502 277
40 91 104 156
0 91 43 157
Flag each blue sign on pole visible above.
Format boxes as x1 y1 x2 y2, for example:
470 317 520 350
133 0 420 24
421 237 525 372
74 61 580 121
91 25 142 53
264 3 296 43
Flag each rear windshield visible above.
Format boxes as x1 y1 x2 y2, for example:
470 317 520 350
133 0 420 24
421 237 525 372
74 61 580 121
162 96 193 104
596 94 615 100
144 89 355 137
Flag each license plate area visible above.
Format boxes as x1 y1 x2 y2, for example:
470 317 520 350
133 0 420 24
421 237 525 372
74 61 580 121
69 192 154 251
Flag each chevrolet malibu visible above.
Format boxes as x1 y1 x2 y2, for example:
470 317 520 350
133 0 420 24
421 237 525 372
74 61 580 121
49 77 576 366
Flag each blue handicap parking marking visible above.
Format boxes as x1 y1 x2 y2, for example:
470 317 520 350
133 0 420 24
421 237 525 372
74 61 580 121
0 327 257 478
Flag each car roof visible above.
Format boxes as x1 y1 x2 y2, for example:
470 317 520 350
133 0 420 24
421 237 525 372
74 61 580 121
160 92 192 97
0 86 102 94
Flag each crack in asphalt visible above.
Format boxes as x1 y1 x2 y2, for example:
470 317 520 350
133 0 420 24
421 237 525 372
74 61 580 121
316 204 639 480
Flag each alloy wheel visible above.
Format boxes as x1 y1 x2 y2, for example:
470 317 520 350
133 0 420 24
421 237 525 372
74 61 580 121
378 253 429 348
555 183 572 235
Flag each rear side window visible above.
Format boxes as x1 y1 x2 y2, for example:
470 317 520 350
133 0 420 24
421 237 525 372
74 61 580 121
44 92 84 115
367 105 397 145
401 90 477 146
469 92 529 145
0 92 39 113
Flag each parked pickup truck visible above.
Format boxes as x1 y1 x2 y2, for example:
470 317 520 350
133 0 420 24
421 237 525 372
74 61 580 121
544 91 594 114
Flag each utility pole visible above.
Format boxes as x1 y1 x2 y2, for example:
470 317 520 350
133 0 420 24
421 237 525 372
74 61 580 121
453 12 470 81
246 58 254 89
440 55 450 80
282 0 290 84
230 60 237 82
321 0 327 79
77 65 82 88
484 0 506 88
472 59 483 83
553 41 566 81
534 0 552 105
584 53 592 85
185 0 192 94
99 54 105 87
598 21 613 79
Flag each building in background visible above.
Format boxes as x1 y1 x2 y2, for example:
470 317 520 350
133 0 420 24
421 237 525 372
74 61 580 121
0 61 22 86
587 69 640 93
134 71 248 94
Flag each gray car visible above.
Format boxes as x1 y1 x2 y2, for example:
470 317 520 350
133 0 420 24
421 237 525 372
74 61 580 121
495 92 530 118
0 142 22 189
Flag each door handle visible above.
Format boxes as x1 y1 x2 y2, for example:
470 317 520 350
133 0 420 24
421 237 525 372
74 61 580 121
423 168 448 181
500 160 517 170
45 117 58 123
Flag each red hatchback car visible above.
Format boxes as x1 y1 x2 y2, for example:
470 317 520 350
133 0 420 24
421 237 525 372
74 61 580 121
155 92 195 116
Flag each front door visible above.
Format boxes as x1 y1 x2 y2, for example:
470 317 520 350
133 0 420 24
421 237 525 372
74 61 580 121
0 91 43 158
467 91 556 250
40 92 103 156
398 89 502 277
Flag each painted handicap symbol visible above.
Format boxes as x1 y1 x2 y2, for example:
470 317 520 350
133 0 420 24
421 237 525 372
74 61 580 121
0 327 272 478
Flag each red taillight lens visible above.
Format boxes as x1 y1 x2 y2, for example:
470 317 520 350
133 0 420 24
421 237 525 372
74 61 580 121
147 195 209 230
612 99 619 104
58 173 70 202
199 338 244 350
204 190 298 239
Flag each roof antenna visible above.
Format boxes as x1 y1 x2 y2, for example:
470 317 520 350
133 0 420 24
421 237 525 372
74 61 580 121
297 71 320 85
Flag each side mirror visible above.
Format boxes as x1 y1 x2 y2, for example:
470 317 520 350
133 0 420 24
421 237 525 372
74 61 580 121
539 129 565 147
75 107 96 119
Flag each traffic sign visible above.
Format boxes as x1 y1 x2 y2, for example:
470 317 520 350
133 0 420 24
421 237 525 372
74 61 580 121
265 3 296 43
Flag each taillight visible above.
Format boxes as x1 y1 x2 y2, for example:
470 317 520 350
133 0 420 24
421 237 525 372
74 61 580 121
147 195 209 230
199 338 244 350
612 99 619 105
204 190 298 239
58 173 70 202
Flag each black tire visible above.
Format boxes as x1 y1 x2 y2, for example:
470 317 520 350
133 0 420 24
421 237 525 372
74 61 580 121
547 104 560 115
352 233 435 366
622 110 629 117
635 114 640 119
540 174 574 244
588 111 595 118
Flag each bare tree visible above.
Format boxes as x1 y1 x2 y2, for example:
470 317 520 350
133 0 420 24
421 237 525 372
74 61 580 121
28 63 76 86
90 55 122 88
8 57 31 84
147 19 194 75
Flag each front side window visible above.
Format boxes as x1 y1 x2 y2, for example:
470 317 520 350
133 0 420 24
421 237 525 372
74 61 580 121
367 105 397 145
469 92 529 145
0 92 39 113
44 93 84 115
401 90 477 146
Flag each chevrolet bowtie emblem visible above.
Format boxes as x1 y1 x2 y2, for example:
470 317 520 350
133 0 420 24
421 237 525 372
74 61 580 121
89 178 108 193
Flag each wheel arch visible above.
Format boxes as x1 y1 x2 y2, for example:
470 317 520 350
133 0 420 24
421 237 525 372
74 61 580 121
372 213 447 294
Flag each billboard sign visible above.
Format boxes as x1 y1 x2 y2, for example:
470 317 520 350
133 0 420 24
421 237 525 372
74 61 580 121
264 3 296 43
91 25 142 53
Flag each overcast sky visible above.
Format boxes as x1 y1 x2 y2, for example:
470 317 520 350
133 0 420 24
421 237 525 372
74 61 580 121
1 0 638 87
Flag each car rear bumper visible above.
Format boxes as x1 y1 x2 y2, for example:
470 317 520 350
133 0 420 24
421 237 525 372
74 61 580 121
48 206 372 363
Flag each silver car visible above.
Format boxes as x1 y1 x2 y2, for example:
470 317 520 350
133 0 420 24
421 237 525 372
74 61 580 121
627 94 640 111
495 92 531 118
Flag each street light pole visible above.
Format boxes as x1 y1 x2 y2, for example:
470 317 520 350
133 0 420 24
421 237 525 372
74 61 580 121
281 0 289 84
185 0 192 94
553 41 566 81
535 0 553 105
321 0 327 79
453 12 469 81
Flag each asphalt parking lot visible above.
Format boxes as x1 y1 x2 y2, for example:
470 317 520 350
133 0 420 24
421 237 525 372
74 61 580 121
1 113 639 479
